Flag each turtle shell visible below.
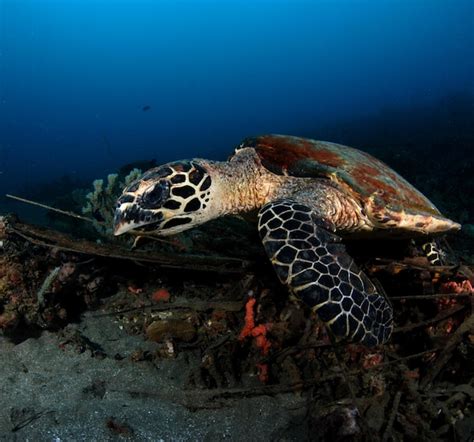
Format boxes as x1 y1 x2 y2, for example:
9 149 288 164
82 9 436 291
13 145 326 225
240 134 446 222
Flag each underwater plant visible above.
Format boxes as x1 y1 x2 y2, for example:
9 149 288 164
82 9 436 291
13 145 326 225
82 169 142 236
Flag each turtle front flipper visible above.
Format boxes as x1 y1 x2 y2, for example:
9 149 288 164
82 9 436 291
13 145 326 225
258 200 393 347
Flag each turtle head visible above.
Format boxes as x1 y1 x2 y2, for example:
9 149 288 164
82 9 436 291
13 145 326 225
113 160 214 237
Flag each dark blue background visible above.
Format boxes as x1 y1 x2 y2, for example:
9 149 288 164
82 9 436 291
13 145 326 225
1 0 473 198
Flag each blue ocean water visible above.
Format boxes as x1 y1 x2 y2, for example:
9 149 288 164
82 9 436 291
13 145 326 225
0 0 473 217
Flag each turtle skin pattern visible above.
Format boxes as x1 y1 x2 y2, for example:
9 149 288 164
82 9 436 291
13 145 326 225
422 240 445 266
258 200 393 347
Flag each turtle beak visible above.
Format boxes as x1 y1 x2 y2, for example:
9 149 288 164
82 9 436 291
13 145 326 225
113 219 136 236
113 207 136 236
113 205 163 236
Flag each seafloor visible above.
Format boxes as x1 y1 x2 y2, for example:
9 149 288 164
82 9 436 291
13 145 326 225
1 213 473 441
0 97 473 440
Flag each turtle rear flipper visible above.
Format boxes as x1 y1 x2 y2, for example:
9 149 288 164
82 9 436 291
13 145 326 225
258 200 393 347
421 239 447 265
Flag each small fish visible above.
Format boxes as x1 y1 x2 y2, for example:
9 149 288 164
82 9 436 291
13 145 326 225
142 105 151 112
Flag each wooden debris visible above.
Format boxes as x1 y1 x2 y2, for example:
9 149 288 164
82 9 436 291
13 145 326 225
6 218 252 273
393 304 466 334
382 390 402 441
94 299 244 317
421 308 474 389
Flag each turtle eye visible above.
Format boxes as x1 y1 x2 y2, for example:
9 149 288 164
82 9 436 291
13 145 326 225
141 181 169 208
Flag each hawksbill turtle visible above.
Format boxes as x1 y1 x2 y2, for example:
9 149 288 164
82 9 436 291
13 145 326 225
113 135 461 347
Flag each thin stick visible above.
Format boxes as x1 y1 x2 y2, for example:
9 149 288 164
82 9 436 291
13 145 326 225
390 293 473 300
109 372 346 404
420 310 474 389
365 348 440 371
6 194 98 224
5 193 185 249
370 260 458 273
92 299 244 317
325 330 364 418
393 304 465 334
129 232 188 250
382 390 402 442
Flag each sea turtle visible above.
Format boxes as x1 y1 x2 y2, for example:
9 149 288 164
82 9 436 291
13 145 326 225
113 135 461 347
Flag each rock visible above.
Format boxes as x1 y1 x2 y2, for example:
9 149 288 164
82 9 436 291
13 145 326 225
146 319 196 342
0 216 6 238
